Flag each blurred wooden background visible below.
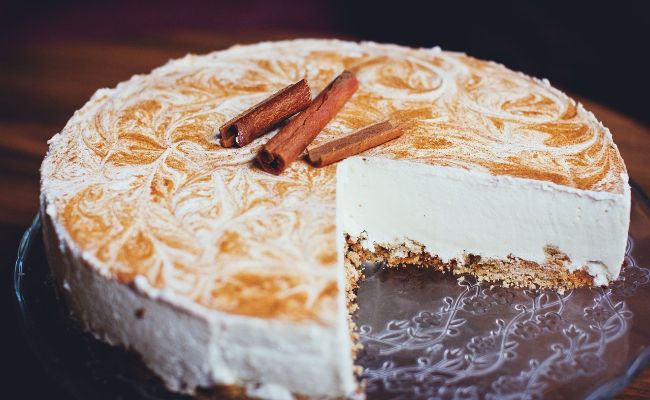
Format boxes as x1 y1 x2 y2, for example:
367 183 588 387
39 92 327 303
1 31 649 399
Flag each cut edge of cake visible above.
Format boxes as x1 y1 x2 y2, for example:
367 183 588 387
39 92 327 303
337 156 630 289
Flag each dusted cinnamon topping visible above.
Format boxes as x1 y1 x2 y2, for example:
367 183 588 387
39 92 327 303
41 40 627 322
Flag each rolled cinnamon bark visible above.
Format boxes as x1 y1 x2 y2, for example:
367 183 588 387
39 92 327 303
256 71 359 175
307 120 404 167
219 79 311 148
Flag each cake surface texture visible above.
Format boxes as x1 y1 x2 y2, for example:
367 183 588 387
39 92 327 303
40 39 631 399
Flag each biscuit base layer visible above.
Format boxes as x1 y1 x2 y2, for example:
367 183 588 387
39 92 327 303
344 235 595 294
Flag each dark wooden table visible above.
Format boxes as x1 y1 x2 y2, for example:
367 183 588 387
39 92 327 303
1 31 649 399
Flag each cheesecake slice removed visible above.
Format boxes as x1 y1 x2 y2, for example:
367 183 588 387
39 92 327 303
40 39 630 399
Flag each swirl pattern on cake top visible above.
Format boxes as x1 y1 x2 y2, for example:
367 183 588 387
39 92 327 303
40 40 628 323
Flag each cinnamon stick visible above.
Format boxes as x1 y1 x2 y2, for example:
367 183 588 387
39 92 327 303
256 70 359 175
219 79 311 147
307 120 404 167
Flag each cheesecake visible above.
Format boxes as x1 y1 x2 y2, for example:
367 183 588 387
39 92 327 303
40 39 631 399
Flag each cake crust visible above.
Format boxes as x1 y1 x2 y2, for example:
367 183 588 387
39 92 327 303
345 235 594 294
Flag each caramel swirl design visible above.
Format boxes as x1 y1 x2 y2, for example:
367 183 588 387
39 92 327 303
351 55 446 101
41 40 628 323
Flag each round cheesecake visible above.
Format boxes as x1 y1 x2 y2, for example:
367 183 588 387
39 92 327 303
40 39 630 399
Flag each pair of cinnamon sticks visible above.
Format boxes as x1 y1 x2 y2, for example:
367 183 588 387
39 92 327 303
218 71 404 175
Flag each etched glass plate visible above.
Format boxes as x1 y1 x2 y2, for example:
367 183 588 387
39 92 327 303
14 183 650 399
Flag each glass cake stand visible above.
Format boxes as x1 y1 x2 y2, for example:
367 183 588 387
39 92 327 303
14 183 650 400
